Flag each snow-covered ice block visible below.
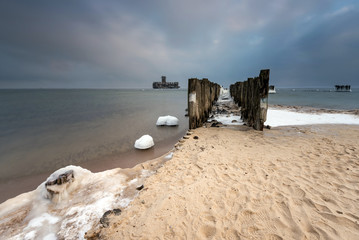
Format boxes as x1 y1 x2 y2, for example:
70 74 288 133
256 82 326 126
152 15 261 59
156 115 179 126
134 135 154 149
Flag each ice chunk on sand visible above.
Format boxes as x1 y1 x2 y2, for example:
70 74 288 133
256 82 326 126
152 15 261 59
164 152 173 160
156 115 179 126
134 135 154 149
40 165 92 201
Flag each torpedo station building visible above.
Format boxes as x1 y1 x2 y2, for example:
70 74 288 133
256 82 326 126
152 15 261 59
153 76 180 89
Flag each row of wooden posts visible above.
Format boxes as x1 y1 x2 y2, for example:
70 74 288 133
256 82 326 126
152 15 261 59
188 69 270 131
230 69 270 130
187 78 221 129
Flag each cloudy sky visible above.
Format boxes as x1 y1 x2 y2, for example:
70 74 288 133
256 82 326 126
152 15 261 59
0 0 358 88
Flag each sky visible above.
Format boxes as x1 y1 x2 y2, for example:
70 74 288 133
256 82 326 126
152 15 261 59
0 0 358 88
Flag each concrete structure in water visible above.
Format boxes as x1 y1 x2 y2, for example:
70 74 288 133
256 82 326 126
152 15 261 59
153 76 180 89
335 85 351 92
269 85 276 94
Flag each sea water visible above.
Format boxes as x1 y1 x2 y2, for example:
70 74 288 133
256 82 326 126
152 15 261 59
0 89 188 201
1 88 359 202
268 88 359 110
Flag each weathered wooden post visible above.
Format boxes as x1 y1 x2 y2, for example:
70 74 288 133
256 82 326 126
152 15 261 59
188 78 220 129
229 69 270 131
189 69 269 130
188 78 198 129
256 69 270 130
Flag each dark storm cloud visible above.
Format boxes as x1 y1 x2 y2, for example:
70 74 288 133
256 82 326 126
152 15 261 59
266 4 359 87
0 0 358 88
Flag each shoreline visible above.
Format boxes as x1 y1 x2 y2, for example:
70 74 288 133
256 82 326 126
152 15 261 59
269 104 359 115
1 123 359 239
1 103 357 204
0 129 186 204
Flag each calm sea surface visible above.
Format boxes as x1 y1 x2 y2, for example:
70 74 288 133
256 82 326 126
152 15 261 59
0 89 188 184
269 88 359 110
0 87 358 195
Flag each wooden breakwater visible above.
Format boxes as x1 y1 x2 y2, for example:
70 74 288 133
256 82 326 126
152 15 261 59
188 78 220 129
230 69 270 130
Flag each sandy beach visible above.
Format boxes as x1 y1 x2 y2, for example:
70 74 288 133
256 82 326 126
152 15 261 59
87 124 359 239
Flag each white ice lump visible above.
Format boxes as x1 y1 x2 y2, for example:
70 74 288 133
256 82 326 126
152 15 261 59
134 135 154 149
156 115 179 126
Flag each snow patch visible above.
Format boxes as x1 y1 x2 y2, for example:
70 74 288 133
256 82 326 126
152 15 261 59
21 213 59 240
164 152 173 160
118 198 132 208
217 88 232 103
24 231 36 240
265 109 359 127
60 194 116 239
189 92 196 103
209 114 243 125
43 233 57 240
156 115 179 126
134 135 154 149
26 213 59 228
128 178 138 185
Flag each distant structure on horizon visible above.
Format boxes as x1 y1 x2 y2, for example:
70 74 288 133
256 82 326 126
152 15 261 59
335 85 351 92
153 76 180 89
269 85 276 94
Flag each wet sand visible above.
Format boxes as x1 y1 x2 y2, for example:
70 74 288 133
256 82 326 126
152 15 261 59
89 124 359 239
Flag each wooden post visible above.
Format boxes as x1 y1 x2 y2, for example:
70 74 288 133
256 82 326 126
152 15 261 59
229 69 270 131
188 78 220 129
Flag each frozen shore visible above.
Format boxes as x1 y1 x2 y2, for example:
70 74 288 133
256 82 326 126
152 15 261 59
0 153 175 239
1 106 359 239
